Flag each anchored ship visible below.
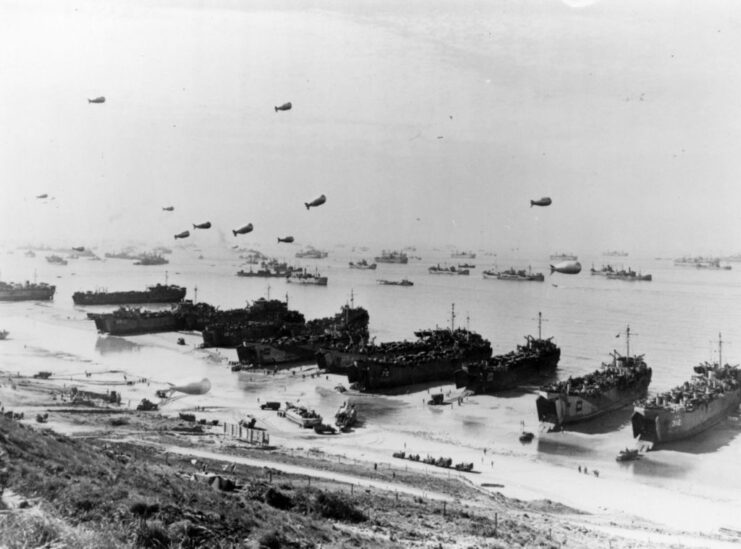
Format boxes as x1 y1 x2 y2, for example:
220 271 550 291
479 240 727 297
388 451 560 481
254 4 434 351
46 254 68 265
550 253 577 261
0 280 56 301
87 307 179 336
348 260 377 270
374 250 408 264
73 284 186 305
286 269 327 286
377 279 413 286
428 264 469 275
455 313 559 393
632 334 741 448
536 326 652 427
294 247 328 259
451 251 476 259
133 253 168 266
482 267 544 282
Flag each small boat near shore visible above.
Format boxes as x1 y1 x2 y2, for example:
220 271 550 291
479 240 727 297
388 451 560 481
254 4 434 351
286 269 328 286
429 265 469 275
349 259 377 270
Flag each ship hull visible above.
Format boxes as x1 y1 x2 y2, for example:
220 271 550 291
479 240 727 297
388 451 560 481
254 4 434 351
348 349 491 392
456 349 560 393
375 257 408 264
0 288 55 301
536 372 652 426
92 315 178 336
631 388 741 446
236 341 317 367
316 349 367 373
73 287 186 305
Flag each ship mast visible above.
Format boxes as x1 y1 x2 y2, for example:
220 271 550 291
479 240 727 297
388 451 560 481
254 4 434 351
450 303 456 331
266 283 271 300
165 270 168 285
718 332 723 367
538 312 542 340
194 285 198 304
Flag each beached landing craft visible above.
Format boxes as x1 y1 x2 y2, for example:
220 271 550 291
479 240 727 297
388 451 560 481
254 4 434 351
72 283 186 306
631 334 741 448
536 326 652 428
530 197 552 207
0 281 56 301
304 194 326 210
233 223 254 236
455 313 559 393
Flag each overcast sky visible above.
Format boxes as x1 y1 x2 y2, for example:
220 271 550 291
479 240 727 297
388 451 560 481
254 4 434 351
2 0 740 256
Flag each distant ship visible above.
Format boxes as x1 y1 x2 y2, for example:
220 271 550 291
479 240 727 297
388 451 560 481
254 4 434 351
455 313 559 393
536 326 652 427
457 263 476 269
45 254 68 265
632 334 741 448
72 284 186 306
105 250 142 260
603 251 628 257
374 250 408 264
23 250 36 258
236 266 291 278
377 279 413 286
451 251 476 259
286 269 328 286
549 253 578 261
0 280 55 301
348 260 377 270
0 330 8 340
482 267 544 282
607 268 652 282
133 253 168 266
428 265 469 275
673 257 731 270
294 248 328 259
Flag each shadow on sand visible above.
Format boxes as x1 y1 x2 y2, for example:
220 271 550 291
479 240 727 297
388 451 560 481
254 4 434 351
555 407 634 435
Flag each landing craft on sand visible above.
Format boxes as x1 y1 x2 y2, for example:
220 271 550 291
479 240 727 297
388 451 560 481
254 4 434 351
530 197 552 207
36 194 48 199
193 221 212 230
88 96 105 104
278 236 295 243
550 261 582 275
174 230 190 239
233 223 254 236
162 206 174 211
274 102 292 112
305 194 326 210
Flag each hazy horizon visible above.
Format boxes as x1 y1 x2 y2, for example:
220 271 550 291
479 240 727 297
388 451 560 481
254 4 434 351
2 0 741 258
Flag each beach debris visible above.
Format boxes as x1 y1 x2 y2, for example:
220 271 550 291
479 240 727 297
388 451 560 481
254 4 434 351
193 221 212 230
33 371 52 379
36 194 48 199
162 206 174 211
174 230 190 239
530 197 552 207
277 236 295 243
274 101 292 112
304 194 326 210
232 223 254 236
550 261 582 275
88 96 106 104
35 413 49 423
260 401 281 411
177 337 186 345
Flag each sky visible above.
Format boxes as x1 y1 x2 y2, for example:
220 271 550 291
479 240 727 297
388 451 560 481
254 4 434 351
1 0 741 257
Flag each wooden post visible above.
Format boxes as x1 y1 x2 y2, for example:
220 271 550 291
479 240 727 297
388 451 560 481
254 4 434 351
442 501 446 516
495 512 498 536
351 484 354 495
